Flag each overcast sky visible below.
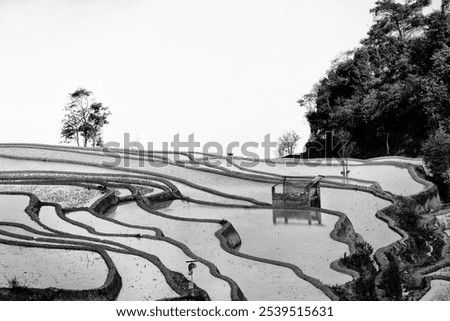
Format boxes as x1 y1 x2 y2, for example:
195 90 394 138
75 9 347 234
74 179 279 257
0 0 442 156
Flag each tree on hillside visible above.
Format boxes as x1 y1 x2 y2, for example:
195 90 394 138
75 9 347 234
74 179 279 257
275 130 300 157
61 88 111 147
422 127 450 181
300 0 450 158
367 0 430 43
335 130 358 177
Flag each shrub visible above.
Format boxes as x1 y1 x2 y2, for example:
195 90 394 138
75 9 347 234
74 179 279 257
355 274 377 301
379 253 403 300
340 241 377 300
8 276 20 289
395 197 420 231
422 127 450 181
341 242 375 271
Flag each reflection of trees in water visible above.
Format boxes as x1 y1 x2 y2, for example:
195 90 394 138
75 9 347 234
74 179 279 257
272 209 322 225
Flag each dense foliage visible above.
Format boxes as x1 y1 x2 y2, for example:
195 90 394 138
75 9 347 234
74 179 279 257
338 242 378 300
61 88 111 147
300 0 450 158
379 253 403 300
422 127 450 179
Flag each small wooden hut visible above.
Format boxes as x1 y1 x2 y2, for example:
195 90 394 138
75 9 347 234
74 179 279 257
271 176 323 225
271 176 322 209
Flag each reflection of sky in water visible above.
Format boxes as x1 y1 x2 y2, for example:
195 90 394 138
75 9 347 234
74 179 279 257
0 150 275 203
110 201 331 300
235 160 424 195
0 243 107 289
108 251 178 301
421 280 450 301
0 195 49 233
159 200 351 285
321 187 399 251
0 149 423 298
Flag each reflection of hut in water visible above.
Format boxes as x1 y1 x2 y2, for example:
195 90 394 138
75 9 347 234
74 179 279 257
272 208 322 225
271 176 323 225
272 176 322 209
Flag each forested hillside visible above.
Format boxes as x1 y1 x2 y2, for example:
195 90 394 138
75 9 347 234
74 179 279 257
300 0 450 160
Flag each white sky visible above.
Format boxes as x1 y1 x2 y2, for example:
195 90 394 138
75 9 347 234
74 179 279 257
0 0 442 156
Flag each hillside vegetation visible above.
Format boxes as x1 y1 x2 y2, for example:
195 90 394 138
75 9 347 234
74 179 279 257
300 0 450 161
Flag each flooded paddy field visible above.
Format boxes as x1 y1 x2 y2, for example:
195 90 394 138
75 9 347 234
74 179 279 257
0 243 108 290
0 195 49 233
421 280 450 301
108 251 179 301
0 144 445 301
158 200 351 285
320 188 398 251
107 202 330 300
38 205 232 301
0 184 103 208
233 159 424 195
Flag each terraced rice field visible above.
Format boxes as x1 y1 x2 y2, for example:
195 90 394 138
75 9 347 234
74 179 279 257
0 144 446 301
420 280 450 301
0 243 108 290
157 201 351 285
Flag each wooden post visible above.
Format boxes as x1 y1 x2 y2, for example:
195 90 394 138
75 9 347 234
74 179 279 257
186 260 197 297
